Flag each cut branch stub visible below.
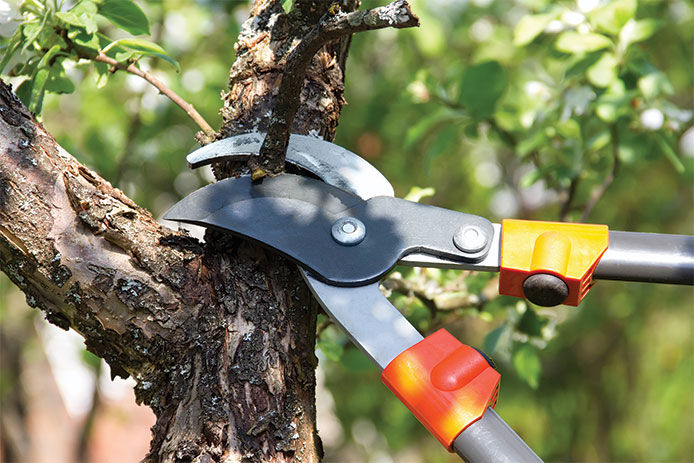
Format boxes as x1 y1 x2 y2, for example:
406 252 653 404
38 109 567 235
249 0 420 180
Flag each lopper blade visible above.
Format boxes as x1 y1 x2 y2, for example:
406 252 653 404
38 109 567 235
187 133 394 200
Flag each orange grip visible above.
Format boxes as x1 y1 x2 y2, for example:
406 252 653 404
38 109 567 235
381 329 500 451
499 219 609 306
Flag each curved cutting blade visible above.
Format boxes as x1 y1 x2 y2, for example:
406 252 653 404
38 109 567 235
187 133 394 200
164 173 495 286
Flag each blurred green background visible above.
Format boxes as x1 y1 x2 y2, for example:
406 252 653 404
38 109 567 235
1 0 692 461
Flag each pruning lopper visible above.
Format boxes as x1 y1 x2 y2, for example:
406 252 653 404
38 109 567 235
164 133 694 462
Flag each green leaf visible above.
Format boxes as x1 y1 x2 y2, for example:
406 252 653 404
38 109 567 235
404 108 454 149
281 0 294 13
71 29 101 55
459 61 507 119
520 168 543 188
56 11 85 27
107 38 180 71
29 67 50 114
0 28 23 74
114 50 135 62
81 349 101 370
517 130 546 157
595 83 630 123
513 13 555 46
22 44 65 115
404 186 435 203
45 67 76 94
565 52 603 79
596 102 618 122
637 72 673 100
587 130 610 151
96 0 150 35
341 347 373 372
483 325 508 353
512 344 542 389
73 1 99 15
427 124 459 160
105 37 163 54
590 0 636 35
37 44 63 68
56 1 99 34
518 308 547 337
556 31 612 54
587 52 618 88
21 13 49 53
556 118 581 140
14 78 33 107
619 19 661 50
317 339 343 362
464 272 495 294
93 60 109 88
72 0 99 25
656 134 685 174
9 59 37 78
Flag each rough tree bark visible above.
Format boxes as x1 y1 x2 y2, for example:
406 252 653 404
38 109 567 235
0 1 417 462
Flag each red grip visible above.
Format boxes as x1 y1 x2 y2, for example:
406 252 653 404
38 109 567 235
381 329 500 451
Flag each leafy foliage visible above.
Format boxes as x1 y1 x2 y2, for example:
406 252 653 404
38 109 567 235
333 0 691 459
0 0 176 113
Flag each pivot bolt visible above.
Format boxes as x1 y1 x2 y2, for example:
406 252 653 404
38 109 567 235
331 217 366 246
453 225 487 253
522 273 569 307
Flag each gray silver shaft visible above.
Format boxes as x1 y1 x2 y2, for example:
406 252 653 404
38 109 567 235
403 228 694 286
454 408 543 462
301 270 423 369
595 231 694 284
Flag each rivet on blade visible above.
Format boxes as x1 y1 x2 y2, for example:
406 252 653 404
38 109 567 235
332 217 366 246
453 225 488 253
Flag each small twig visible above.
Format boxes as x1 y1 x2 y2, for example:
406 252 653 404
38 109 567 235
581 124 621 221
251 0 419 180
316 318 333 337
76 361 102 462
487 118 517 147
114 105 142 185
93 52 216 142
528 150 543 172
382 276 438 318
559 176 579 221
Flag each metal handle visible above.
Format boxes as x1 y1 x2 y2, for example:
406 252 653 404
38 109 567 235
595 231 694 285
301 270 541 462
454 408 543 463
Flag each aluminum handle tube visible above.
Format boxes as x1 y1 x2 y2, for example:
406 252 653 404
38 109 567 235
594 231 694 285
302 270 540 462
453 408 543 463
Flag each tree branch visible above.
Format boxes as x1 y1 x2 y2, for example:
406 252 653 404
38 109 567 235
581 124 621 221
381 272 485 316
92 52 216 143
250 0 419 180
0 77 322 461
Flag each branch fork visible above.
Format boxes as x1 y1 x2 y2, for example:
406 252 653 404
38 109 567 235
249 0 419 180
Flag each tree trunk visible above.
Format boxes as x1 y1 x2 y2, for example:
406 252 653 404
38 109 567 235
0 1 357 461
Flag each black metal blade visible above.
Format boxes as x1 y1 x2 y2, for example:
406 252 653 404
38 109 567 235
164 174 494 286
